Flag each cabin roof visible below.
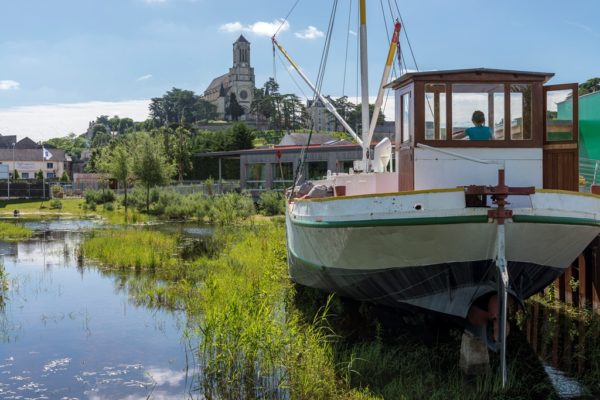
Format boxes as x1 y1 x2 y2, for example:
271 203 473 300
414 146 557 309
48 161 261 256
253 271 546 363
385 68 555 89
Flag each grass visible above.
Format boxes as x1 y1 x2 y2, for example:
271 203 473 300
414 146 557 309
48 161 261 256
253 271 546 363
78 221 560 399
0 198 149 224
0 221 33 241
79 229 178 270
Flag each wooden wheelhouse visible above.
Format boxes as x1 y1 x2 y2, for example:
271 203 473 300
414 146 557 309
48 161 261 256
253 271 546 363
386 68 579 192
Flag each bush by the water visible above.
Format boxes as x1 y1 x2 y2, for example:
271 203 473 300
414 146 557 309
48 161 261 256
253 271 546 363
84 189 115 205
207 192 255 225
0 221 32 241
49 199 63 209
259 190 286 216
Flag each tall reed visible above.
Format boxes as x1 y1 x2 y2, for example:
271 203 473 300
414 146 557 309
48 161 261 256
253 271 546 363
0 221 32 241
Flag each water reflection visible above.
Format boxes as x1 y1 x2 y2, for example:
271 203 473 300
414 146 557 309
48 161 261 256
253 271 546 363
0 222 200 399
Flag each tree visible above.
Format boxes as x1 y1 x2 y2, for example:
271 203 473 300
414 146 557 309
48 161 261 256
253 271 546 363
35 169 44 180
132 134 175 213
347 103 386 135
173 126 192 182
149 88 217 127
579 78 600 96
60 171 70 183
12 169 19 182
227 93 245 121
228 123 255 150
99 143 134 218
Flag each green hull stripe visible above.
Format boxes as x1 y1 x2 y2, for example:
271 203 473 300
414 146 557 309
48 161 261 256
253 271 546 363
290 214 600 229
290 214 488 228
512 215 600 227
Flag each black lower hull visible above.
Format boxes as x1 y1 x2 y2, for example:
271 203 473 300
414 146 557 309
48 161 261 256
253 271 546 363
289 254 563 319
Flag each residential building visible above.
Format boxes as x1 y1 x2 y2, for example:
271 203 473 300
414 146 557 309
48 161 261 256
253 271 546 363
0 136 69 179
306 99 335 132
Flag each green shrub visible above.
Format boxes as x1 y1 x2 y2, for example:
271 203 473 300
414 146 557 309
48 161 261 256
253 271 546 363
51 185 64 198
208 192 255 225
259 190 286 216
103 202 115 212
125 186 160 212
49 199 63 209
88 200 97 211
84 189 115 205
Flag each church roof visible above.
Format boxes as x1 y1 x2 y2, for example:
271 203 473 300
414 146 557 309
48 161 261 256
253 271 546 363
205 73 230 94
235 35 249 44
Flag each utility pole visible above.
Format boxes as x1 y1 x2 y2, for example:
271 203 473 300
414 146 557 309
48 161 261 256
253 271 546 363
7 143 16 200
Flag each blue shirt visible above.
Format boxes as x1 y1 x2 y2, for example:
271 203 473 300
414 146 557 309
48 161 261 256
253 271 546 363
465 126 493 140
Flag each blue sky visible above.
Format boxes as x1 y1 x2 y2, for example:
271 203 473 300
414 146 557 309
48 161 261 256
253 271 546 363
0 0 599 140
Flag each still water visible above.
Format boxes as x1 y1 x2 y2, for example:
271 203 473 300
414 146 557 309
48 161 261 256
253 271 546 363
0 223 198 399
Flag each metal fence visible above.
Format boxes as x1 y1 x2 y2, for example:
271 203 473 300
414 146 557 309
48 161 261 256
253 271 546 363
111 181 241 196
0 181 51 199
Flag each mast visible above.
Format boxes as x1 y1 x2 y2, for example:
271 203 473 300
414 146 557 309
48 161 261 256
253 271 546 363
359 0 370 168
365 21 401 168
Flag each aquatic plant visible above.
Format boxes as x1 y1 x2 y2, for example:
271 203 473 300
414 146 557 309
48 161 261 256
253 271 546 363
0 221 32 241
79 229 178 270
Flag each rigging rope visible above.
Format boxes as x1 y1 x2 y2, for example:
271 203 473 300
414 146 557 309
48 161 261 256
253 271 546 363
274 0 301 37
291 0 339 198
391 0 419 71
342 0 353 98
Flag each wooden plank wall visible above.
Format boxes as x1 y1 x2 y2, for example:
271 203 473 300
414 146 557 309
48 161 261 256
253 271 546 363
552 236 600 311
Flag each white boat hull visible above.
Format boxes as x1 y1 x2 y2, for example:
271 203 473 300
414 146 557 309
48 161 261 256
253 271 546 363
286 189 600 318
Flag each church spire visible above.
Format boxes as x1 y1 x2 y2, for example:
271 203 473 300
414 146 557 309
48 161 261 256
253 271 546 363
235 34 249 44
233 34 251 67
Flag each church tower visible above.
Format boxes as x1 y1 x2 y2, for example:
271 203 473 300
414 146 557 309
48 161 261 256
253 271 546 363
228 35 255 114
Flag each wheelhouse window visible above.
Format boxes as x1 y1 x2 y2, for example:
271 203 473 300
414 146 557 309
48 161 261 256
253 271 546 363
401 93 411 143
451 84 504 141
510 84 533 140
545 88 574 142
425 84 446 140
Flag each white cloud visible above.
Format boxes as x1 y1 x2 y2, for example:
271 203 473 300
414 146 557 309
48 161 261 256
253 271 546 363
295 26 324 40
0 80 20 90
136 74 153 81
145 367 187 386
0 100 150 141
219 19 290 37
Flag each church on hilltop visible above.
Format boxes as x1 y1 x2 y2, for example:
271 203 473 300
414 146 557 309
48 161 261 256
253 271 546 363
203 35 256 120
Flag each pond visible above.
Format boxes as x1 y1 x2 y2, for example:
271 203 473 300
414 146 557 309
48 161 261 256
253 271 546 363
0 222 200 400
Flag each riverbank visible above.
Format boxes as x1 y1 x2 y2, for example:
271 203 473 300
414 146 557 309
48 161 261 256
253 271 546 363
0 198 145 224
78 220 560 399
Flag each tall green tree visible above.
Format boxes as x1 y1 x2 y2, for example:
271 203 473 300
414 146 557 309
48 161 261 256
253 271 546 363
99 143 134 218
132 134 175 213
579 78 600 95
227 93 245 121
149 88 217 127
173 126 192 182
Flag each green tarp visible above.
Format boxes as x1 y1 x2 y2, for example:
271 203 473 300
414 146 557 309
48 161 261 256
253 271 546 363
580 120 600 160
